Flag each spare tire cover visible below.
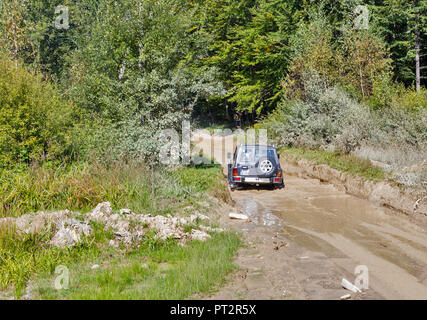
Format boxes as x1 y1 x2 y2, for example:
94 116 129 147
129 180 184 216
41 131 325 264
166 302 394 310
255 156 276 175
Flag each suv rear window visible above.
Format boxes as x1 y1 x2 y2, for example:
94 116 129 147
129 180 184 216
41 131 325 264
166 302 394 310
237 146 276 164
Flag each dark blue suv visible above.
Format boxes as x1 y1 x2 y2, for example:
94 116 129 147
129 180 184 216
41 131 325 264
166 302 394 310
227 144 284 191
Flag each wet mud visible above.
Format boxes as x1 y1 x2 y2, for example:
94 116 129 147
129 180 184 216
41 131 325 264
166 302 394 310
194 131 427 300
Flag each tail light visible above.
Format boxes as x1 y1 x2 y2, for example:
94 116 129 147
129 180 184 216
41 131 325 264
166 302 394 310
277 172 282 177
233 168 238 176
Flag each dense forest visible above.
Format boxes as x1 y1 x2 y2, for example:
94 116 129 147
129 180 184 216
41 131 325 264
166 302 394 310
0 0 426 167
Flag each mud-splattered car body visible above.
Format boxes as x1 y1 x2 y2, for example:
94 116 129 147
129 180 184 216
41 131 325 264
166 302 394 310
227 144 284 191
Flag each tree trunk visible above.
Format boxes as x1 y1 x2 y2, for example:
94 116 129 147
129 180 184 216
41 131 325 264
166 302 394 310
415 29 421 92
359 65 365 98
12 13 18 69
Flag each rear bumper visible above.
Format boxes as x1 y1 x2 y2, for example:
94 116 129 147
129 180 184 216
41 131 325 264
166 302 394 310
232 176 283 185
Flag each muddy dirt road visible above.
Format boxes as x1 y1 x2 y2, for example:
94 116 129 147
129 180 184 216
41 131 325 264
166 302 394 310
193 131 427 300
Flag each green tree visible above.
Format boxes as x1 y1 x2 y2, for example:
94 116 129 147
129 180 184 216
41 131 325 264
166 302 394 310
63 0 224 160
371 0 427 85
195 0 302 115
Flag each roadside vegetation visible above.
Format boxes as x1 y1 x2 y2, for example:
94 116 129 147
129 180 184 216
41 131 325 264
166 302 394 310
259 12 426 191
34 232 240 300
282 147 387 182
0 163 238 299
0 162 229 219
0 0 426 300
262 71 426 188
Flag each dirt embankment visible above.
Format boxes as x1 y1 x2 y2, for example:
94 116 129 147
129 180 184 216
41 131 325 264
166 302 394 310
281 155 427 217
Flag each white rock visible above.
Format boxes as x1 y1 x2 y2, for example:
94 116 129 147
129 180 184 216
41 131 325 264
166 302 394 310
111 220 130 232
229 213 249 220
109 239 118 247
50 227 81 247
199 225 224 233
114 231 131 238
340 294 352 300
120 209 132 215
64 219 93 236
341 278 362 293
88 202 113 222
191 229 211 241
109 214 120 221
189 213 210 223
91 264 100 270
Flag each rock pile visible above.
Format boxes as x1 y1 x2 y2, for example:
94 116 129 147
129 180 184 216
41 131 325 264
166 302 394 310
0 202 223 248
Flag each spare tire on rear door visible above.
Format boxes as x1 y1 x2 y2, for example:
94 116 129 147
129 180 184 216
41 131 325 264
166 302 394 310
255 156 276 176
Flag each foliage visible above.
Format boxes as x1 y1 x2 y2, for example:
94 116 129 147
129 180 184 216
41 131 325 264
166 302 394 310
371 0 427 85
263 71 427 153
0 56 74 166
284 12 393 103
195 0 299 114
62 0 225 160
0 0 426 300
0 161 234 299
0 0 37 64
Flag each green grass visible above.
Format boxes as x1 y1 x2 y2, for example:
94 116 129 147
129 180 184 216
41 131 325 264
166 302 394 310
0 162 228 218
283 147 387 181
0 162 239 299
34 232 240 300
0 222 107 298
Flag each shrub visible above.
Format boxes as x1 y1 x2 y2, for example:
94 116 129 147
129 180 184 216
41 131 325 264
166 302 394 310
265 73 374 153
0 55 74 166
262 72 427 188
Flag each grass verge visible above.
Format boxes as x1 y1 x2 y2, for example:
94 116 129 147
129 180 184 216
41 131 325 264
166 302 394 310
282 147 387 181
0 162 239 299
0 162 229 218
34 232 240 300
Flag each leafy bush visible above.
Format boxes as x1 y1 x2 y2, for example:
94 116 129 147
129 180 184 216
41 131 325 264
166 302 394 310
262 72 427 187
62 0 225 162
0 56 74 166
284 13 392 103
265 73 375 153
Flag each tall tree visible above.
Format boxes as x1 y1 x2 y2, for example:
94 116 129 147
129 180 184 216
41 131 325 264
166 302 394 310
371 0 427 86
195 0 302 115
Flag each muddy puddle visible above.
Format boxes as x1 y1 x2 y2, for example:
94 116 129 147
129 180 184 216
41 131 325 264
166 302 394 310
232 175 427 299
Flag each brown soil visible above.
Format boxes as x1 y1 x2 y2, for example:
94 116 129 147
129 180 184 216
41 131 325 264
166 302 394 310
194 131 427 300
